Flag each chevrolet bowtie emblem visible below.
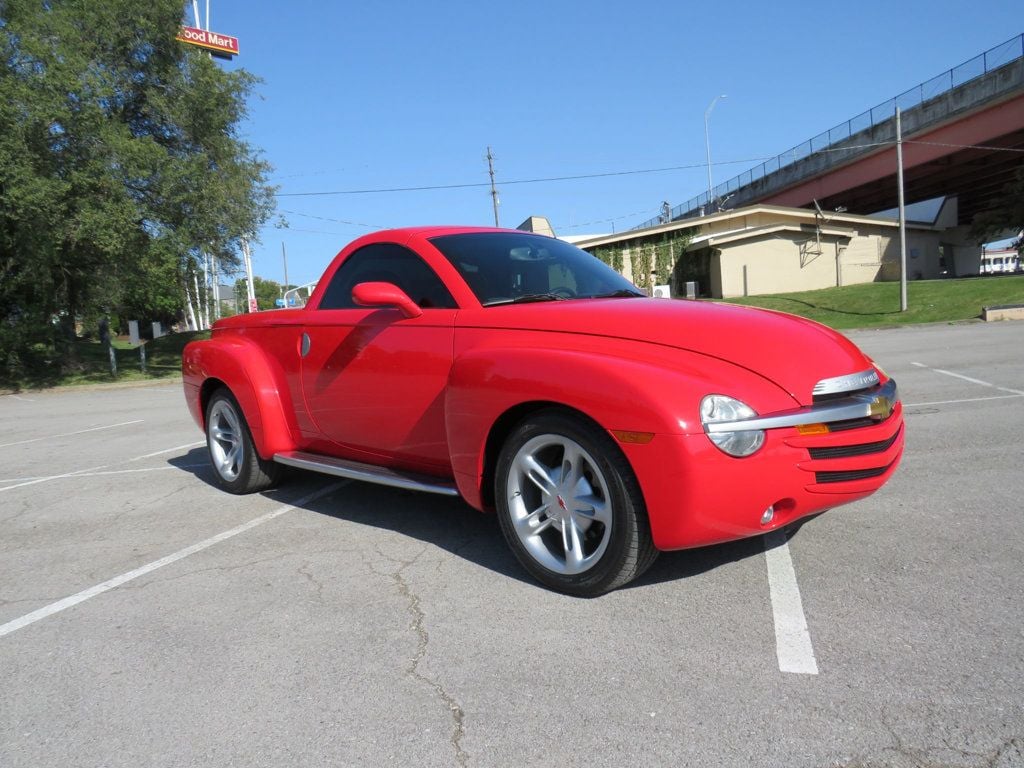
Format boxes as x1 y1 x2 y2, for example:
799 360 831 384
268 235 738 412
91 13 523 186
869 395 893 420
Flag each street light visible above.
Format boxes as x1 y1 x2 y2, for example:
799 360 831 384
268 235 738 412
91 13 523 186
704 94 727 212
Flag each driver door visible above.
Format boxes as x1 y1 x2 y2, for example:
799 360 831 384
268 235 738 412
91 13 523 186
299 243 458 472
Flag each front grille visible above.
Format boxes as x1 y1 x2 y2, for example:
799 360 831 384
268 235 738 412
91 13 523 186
815 465 891 484
823 416 879 432
808 431 901 459
812 387 874 404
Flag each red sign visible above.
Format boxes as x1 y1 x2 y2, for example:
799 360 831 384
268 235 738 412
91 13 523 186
176 26 240 58
248 298 259 313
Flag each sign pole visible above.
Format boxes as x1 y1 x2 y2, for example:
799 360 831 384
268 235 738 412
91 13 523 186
242 238 257 313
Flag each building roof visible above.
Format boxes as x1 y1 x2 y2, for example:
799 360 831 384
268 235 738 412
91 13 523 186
574 203 935 249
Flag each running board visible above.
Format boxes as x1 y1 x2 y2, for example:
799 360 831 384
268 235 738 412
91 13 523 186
273 451 460 497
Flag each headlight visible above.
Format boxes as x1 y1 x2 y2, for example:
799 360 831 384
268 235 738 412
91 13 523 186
700 394 765 457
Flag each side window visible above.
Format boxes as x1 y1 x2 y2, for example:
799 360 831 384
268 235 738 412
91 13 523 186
319 243 457 310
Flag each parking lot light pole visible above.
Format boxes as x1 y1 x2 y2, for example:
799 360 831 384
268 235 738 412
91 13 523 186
896 107 908 312
704 94 727 211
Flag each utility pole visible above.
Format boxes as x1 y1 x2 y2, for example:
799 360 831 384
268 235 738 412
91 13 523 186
486 146 500 227
896 107 908 312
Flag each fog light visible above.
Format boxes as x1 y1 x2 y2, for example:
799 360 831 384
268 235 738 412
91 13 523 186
760 506 775 525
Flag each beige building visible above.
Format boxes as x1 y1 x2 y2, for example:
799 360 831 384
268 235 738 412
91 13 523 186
575 204 980 299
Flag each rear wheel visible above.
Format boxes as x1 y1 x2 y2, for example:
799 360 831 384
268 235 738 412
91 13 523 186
205 389 281 494
495 410 657 597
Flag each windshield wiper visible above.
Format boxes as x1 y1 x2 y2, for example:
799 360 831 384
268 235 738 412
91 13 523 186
484 293 569 306
589 289 645 299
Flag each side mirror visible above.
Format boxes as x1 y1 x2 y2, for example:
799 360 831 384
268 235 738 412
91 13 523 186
351 282 423 318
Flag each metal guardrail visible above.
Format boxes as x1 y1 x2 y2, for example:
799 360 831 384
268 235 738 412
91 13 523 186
635 33 1024 230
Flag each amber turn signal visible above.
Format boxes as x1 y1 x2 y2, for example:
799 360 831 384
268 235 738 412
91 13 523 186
611 430 655 444
795 423 830 435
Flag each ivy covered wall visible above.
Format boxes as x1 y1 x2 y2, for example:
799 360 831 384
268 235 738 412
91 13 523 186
585 229 700 295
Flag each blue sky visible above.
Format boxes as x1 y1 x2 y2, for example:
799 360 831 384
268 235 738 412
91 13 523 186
196 1 1023 286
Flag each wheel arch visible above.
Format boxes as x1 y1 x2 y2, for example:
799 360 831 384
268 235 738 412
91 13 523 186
182 336 300 459
198 377 229 429
479 401 615 510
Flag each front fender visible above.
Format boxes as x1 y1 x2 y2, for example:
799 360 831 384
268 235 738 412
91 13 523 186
182 335 300 459
445 339 797 508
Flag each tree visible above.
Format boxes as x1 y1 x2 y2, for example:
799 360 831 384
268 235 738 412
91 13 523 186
0 0 274 378
234 276 288 311
970 166 1024 251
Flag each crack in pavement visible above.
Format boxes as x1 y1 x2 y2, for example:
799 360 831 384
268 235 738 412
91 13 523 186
297 560 325 604
838 737 1023 767
849 713 1024 768
372 543 469 767
117 552 300 590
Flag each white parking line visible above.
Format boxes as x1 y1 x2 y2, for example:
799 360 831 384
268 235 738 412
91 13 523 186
76 465 208 477
0 419 144 449
0 439 206 493
0 481 347 639
0 462 115 493
911 362 1024 396
0 465 208 483
905 394 1024 408
764 531 818 675
131 441 204 462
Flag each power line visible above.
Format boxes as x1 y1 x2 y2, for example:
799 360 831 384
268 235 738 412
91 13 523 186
556 207 664 231
277 209 387 230
273 157 776 197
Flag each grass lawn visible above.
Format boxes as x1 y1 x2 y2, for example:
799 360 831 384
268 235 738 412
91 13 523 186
722 275 1024 329
2 330 210 391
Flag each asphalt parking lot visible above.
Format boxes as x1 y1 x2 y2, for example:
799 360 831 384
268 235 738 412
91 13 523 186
2 321 1022 768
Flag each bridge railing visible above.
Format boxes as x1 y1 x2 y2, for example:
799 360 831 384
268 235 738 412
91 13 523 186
635 33 1024 230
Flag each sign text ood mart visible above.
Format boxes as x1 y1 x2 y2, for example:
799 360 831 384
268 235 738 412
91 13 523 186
176 26 239 58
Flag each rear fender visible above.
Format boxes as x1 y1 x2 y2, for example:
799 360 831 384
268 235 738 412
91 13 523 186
182 336 299 459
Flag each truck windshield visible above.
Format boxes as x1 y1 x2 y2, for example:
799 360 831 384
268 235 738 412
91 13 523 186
429 232 643 307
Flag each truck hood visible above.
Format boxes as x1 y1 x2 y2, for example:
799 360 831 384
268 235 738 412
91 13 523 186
460 298 873 405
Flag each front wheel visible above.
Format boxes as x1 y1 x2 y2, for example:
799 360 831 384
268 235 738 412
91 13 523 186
205 389 281 494
495 410 657 597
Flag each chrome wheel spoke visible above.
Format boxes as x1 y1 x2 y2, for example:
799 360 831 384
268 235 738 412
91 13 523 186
560 517 586 573
516 502 555 536
225 444 241 475
519 453 557 496
560 444 584 488
573 493 611 526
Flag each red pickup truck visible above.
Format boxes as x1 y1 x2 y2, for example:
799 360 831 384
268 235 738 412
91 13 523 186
183 227 904 595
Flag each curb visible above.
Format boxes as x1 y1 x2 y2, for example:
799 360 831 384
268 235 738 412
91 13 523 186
1 375 182 397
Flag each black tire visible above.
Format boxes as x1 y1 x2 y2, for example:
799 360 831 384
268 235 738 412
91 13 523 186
205 388 281 494
495 409 657 597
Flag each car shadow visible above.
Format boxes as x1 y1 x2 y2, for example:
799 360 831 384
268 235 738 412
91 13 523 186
169 449 799 595
628 538 767 589
169 448 219 487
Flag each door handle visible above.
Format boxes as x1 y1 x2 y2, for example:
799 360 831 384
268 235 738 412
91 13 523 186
300 332 311 357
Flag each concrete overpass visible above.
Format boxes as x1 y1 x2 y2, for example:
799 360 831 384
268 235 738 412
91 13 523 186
638 34 1024 229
